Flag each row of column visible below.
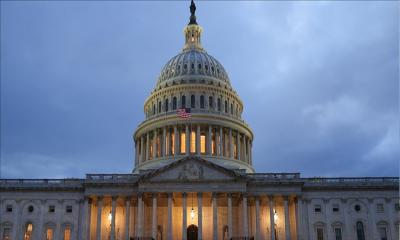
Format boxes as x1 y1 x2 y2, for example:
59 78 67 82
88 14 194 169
84 194 294 240
135 125 252 165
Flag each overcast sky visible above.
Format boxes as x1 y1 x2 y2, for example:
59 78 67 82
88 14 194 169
1 1 398 179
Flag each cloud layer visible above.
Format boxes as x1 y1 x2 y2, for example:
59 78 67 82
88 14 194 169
1 1 398 178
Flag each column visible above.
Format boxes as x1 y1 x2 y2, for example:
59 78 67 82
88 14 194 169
212 193 218 240
134 140 138 166
125 198 131 240
182 193 188 240
167 193 173 240
185 125 190 155
295 197 301 240
243 194 249 237
174 126 179 155
284 197 291 240
198 193 203 240
219 127 223 156
255 197 261 240
146 132 150 161
96 197 103 240
110 197 117 240
249 141 252 164
207 126 212 155
324 199 332 240
82 197 92 240
229 128 233 158
269 196 276 240
216 128 220 156
246 138 250 163
153 129 157 158
167 128 171 155
162 127 166 157
140 135 144 163
196 125 201 155
152 194 158 240
138 194 144 237
243 135 247 162
236 132 241 160
368 198 378 240
227 194 233 240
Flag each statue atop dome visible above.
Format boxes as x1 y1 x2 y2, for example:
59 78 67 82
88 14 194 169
189 0 198 25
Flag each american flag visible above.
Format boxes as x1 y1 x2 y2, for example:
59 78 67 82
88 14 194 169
177 108 191 119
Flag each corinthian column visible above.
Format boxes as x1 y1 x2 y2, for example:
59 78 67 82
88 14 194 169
255 197 261 240
96 197 103 240
153 129 157 158
125 197 131 240
182 193 187 240
227 194 233 240
236 132 241 160
284 196 291 240
269 196 276 240
243 194 249 237
162 127 166 157
146 132 150 161
207 126 212 155
174 126 179 155
140 135 144 163
152 194 158 240
196 125 201 155
212 193 218 240
185 125 190 155
219 127 223 156
167 193 173 240
198 192 203 240
229 128 233 158
110 196 117 240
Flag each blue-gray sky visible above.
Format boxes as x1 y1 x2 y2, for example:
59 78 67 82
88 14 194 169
1 1 398 178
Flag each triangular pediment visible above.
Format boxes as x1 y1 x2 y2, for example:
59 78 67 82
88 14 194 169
139 156 245 182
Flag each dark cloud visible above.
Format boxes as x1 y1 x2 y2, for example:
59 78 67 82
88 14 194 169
1 1 398 178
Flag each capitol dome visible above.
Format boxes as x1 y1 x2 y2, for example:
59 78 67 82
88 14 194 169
133 0 254 173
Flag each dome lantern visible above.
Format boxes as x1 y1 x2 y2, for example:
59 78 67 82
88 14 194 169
183 0 203 51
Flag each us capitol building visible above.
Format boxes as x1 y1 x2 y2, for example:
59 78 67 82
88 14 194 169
1 1 399 240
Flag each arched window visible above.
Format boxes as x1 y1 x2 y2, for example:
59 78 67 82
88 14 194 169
217 98 221 111
225 101 228 113
191 95 195 108
200 95 205 109
24 223 33 240
209 96 213 109
356 221 365 240
173 97 177 110
165 99 169 112
152 104 156 115
181 95 186 108
230 103 233 114
158 101 161 113
63 225 71 240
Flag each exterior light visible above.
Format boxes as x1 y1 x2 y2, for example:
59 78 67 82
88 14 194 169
108 212 112 223
190 207 195 220
274 209 278 223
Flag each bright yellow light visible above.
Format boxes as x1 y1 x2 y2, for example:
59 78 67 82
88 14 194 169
200 135 206 153
190 208 195 220
108 212 112 223
181 132 186 154
274 209 278 223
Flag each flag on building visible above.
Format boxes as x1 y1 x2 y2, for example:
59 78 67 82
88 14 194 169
177 108 191 119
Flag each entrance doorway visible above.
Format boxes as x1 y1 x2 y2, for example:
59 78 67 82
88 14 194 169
187 224 198 240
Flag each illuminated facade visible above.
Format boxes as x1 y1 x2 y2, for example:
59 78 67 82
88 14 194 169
0 1 399 240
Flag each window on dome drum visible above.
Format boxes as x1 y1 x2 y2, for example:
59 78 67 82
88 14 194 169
153 104 156 115
66 206 72 213
48 205 55 213
184 64 187 70
2 227 11 240
334 228 342 240
165 99 169 112
355 204 361 212
180 132 186 154
332 204 339 213
178 65 181 72
356 221 365 240
191 95 195 108
230 103 233 114
198 64 202 69
181 95 186 108
205 65 208 71
173 97 177 110
200 95 205 109
378 227 387 240
314 205 322 213
200 133 206 153
28 205 34 213
6 205 12 212
317 228 324 240
191 63 194 69
211 66 215 72
377 203 384 213
190 130 196 153
225 101 228 113
46 228 54 240
64 225 71 240
217 98 221 111
209 96 213 109
24 223 33 240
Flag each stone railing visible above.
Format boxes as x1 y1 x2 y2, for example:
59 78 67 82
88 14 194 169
86 174 138 182
0 178 83 189
247 173 301 181
304 177 399 184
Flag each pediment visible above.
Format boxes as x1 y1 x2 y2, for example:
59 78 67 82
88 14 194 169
139 156 245 182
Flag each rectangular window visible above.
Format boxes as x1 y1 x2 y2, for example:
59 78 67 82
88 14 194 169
180 132 186 154
317 228 324 240
332 204 339 213
377 203 384 213
48 205 55 213
334 228 342 240
378 227 387 240
66 206 72 213
314 205 322 213
46 228 54 240
190 130 196 153
6 205 12 213
200 134 206 153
